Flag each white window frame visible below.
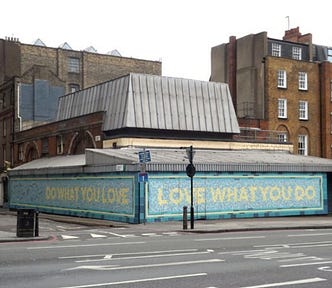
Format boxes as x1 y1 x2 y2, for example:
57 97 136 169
69 84 80 93
272 43 281 57
292 47 302 60
277 70 287 88
298 134 308 155
299 101 308 120
328 48 332 62
298 72 308 90
278 98 287 118
56 135 64 155
278 133 287 143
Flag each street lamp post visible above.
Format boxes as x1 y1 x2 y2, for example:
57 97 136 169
185 146 196 229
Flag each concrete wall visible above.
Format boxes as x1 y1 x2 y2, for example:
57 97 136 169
236 32 267 119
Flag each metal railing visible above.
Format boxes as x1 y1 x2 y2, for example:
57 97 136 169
234 127 287 143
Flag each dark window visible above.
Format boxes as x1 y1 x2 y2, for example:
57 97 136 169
68 57 80 73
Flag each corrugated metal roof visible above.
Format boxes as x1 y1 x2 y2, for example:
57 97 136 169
86 148 332 166
57 73 240 134
10 148 332 174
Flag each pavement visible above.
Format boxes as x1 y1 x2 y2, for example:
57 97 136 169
1 207 332 243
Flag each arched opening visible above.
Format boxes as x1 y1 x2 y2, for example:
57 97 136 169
69 131 96 155
25 142 39 162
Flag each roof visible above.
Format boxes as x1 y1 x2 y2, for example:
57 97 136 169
10 148 332 175
56 73 240 134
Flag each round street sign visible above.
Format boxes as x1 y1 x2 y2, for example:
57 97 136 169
186 164 196 177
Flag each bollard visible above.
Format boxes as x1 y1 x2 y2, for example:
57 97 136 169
35 211 39 237
183 206 188 230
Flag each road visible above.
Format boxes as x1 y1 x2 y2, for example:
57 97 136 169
1 226 332 288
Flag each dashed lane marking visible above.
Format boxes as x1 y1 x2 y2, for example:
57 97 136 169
61 235 80 240
90 233 107 238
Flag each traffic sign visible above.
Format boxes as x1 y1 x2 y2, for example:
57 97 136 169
186 164 196 177
138 172 149 182
138 150 151 163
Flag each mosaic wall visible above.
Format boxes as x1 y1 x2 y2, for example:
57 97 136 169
9 171 328 223
146 173 327 221
9 174 137 223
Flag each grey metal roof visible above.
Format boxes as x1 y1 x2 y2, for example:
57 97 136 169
11 154 85 170
57 73 240 134
10 148 332 175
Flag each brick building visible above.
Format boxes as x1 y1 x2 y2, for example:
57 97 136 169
13 112 104 165
0 37 162 171
210 27 332 157
320 61 332 158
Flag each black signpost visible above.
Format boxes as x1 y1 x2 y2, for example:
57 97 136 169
138 148 151 224
186 146 195 229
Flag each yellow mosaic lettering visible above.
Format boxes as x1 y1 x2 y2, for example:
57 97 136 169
239 187 249 201
210 187 226 202
157 188 168 206
169 188 182 205
194 187 206 204
270 186 281 201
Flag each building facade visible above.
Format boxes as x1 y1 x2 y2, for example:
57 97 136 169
13 112 104 166
210 27 331 157
8 148 331 223
0 37 162 171
320 61 332 158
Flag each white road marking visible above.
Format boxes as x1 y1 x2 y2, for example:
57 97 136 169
61 235 79 240
75 251 211 263
57 225 84 230
288 232 332 237
255 240 332 249
27 241 145 250
141 233 162 237
59 249 198 260
162 232 178 236
246 252 305 260
58 273 207 288
318 266 332 272
238 277 326 288
281 260 332 267
90 233 107 238
64 259 223 271
219 249 267 255
99 231 128 238
195 236 265 241
278 256 326 262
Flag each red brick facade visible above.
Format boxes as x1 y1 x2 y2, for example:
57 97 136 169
13 112 104 166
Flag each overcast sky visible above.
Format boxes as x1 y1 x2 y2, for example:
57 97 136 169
2 0 331 81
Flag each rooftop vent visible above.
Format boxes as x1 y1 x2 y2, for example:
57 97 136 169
108 49 122 57
84 46 97 53
33 38 46 46
59 42 72 50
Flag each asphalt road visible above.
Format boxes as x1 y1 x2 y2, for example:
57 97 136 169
1 228 332 288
